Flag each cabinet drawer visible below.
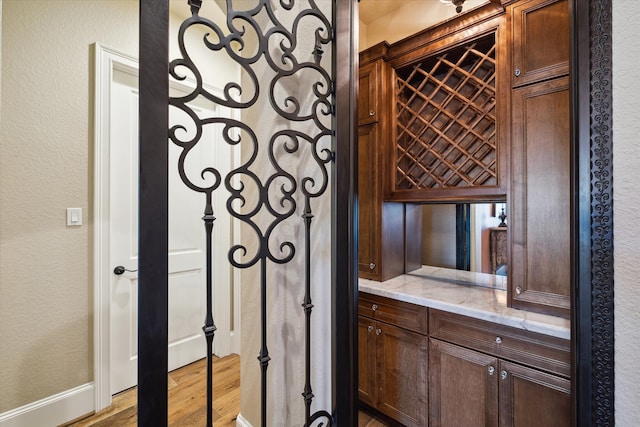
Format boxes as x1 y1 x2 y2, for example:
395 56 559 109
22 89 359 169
359 293 428 335
429 309 570 378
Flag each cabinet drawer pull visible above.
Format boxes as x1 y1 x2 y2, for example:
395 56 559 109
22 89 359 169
367 325 374 333
488 366 495 376
372 304 378 311
501 370 508 380
375 328 382 336
495 336 502 344
369 262 376 270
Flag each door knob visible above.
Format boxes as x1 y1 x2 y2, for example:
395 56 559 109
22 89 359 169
114 265 137 275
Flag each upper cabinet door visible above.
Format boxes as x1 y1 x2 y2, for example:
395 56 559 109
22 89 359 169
511 0 570 87
359 61 380 126
510 76 571 317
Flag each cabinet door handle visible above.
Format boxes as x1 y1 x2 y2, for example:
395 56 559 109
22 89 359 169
367 325 374 333
488 366 495 376
515 286 523 295
369 262 376 270
501 370 508 380
369 110 375 116
372 304 378 311
514 68 521 77
375 328 382 336
495 336 502 344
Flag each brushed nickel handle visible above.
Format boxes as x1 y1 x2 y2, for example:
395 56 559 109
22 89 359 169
369 110 375 116
515 286 523 295
369 262 376 270
375 328 382 336
372 304 378 311
495 336 502 344
501 370 508 380
514 68 521 77
488 366 495 376
367 325 374 333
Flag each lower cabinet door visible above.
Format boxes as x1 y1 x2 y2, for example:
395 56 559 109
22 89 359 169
358 316 378 407
498 360 571 427
429 339 499 427
377 322 428 426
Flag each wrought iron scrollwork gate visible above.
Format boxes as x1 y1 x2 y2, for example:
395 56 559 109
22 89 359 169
138 0 357 426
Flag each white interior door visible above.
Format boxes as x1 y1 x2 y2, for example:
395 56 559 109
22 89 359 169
109 64 235 394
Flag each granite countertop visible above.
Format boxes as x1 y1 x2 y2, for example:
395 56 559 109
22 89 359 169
358 266 571 340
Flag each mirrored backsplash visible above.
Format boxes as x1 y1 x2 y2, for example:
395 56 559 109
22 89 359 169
419 203 507 276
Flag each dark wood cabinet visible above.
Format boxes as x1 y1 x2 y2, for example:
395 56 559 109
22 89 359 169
507 0 570 316
358 61 380 126
430 339 570 427
429 309 571 378
499 360 571 427
429 310 571 427
358 299 571 426
358 124 382 278
384 7 509 203
509 76 571 317
376 322 428 426
511 0 570 87
358 293 428 426
429 339 499 427
358 55 406 281
358 315 378 407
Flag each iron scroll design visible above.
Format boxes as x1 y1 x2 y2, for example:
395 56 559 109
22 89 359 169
588 0 614 425
169 1 334 426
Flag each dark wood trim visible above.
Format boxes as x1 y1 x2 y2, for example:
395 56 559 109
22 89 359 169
137 0 169 426
359 41 390 65
574 0 614 425
333 0 359 424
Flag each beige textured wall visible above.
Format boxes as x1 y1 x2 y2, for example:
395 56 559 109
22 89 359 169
0 0 138 412
613 0 640 424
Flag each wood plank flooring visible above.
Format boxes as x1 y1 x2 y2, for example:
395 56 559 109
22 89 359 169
63 353 387 426
358 411 390 427
64 354 240 427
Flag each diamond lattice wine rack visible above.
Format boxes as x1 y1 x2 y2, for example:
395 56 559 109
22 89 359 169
393 33 499 198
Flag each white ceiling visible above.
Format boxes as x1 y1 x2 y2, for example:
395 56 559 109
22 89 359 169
359 0 489 25
359 0 435 25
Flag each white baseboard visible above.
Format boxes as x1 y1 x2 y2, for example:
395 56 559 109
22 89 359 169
236 412 253 427
0 383 95 427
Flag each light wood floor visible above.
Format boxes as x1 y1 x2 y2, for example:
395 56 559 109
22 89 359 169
63 353 387 426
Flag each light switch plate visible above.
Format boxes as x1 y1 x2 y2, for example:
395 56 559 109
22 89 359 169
67 208 83 226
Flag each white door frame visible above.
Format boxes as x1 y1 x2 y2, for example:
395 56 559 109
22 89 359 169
92 43 241 411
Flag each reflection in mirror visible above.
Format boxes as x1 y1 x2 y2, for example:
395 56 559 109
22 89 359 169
420 203 507 276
